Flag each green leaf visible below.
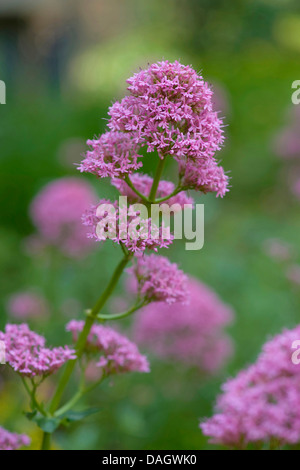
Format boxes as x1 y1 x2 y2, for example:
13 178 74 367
61 407 101 424
26 412 61 433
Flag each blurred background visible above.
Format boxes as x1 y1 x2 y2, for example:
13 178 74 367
1 0 300 450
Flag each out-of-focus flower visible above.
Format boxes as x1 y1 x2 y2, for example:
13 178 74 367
273 128 300 159
0 324 76 378
30 177 97 258
79 131 143 179
133 277 233 373
201 325 300 448
66 320 149 376
273 106 300 160
0 427 30 451
127 254 188 304
263 238 294 262
286 264 300 286
292 178 300 199
6 292 49 320
82 199 173 254
111 173 194 207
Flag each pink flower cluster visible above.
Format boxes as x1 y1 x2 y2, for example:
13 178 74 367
82 199 173 254
66 320 149 376
80 61 229 198
133 278 233 372
109 61 224 159
0 427 30 451
7 292 49 320
179 158 229 198
30 177 97 258
128 254 188 304
111 173 194 207
201 325 300 448
79 131 143 178
0 324 76 378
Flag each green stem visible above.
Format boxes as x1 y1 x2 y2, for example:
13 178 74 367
41 432 51 451
97 300 147 322
124 176 150 203
149 157 166 202
55 378 105 418
154 186 183 204
49 253 132 415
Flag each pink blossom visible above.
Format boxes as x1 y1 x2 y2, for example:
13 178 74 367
66 320 149 376
127 254 188 304
0 427 30 451
82 199 173 254
0 324 76 378
109 61 224 161
30 177 97 258
179 157 230 197
111 173 194 207
133 278 233 372
6 292 49 320
273 106 300 159
201 325 300 448
79 131 143 178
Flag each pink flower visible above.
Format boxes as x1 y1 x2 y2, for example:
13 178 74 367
0 324 76 378
79 131 143 178
30 177 97 258
133 278 233 373
109 61 224 161
82 199 173 254
6 292 49 320
111 173 194 207
127 254 188 304
273 106 300 159
292 179 300 199
66 320 149 376
179 157 230 197
0 427 30 451
201 325 300 448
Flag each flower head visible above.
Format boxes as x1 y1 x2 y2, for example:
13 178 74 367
0 324 76 378
82 199 173 254
66 320 149 376
133 278 233 372
179 158 229 197
127 254 188 304
79 131 143 178
0 427 30 451
109 61 224 160
30 177 97 258
201 325 300 448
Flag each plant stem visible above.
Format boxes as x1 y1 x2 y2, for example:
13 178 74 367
154 186 183 204
48 253 132 415
124 176 150 203
97 300 147 322
149 157 166 202
41 432 51 451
